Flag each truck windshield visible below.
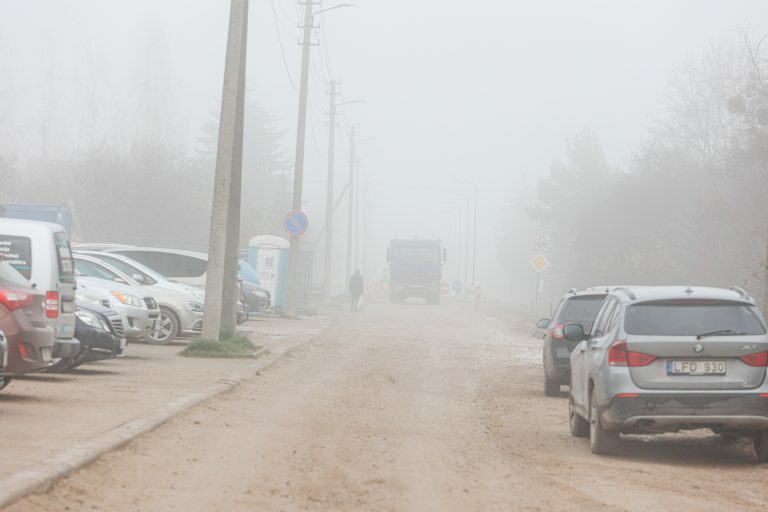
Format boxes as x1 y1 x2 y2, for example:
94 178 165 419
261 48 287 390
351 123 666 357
392 247 440 264
625 300 767 336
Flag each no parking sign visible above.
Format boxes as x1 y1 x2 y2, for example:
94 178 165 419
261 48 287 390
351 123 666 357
283 210 309 238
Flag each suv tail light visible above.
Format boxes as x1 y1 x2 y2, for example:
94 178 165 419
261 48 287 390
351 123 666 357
0 290 34 312
740 352 768 367
551 323 565 339
607 339 657 367
45 291 59 319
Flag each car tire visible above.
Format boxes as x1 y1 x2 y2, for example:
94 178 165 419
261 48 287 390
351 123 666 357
544 373 560 397
569 391 589 438
46 358 75 373
148 307 180 345
0 377 12 390
754 431 768 462
589 391 620 455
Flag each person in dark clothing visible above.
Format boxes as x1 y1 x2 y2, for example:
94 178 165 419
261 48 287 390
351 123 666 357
349 270 364 312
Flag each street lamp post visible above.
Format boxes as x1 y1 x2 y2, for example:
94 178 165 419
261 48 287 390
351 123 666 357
450 192 470 293
456 180 478 287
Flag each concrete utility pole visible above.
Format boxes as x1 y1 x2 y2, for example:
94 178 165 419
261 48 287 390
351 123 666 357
284 0 315 318
202 0 249 341
345 127 357 286
323 80 340 301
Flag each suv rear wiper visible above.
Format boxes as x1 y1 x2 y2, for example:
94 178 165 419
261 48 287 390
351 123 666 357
696 329 747 340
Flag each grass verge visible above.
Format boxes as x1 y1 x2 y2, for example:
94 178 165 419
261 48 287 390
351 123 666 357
179 335 262 359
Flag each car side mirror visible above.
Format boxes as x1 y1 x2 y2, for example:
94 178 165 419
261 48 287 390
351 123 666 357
563 323 587 341
132 274 146 284
536 318 550 329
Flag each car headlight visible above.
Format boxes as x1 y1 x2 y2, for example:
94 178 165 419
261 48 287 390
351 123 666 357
250 289 268 299
76 310 109 331
185 301 205 313
77 292 109 308
111 291 144 308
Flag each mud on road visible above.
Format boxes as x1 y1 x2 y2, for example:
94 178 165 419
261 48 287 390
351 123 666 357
7 302 768 511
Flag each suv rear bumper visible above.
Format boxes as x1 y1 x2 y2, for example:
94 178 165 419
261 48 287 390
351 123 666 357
602 394 768 432
52 337 80 359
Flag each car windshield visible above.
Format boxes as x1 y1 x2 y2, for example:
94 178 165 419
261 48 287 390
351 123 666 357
558 296 606 323
94 255 157 285
74 259 125 283
238 260 260 285
625 300 767 336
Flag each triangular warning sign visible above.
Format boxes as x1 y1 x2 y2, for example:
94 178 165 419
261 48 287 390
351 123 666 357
532 235 551 252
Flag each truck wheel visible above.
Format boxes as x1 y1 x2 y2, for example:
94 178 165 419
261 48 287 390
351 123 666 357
589 391 620 455
754 431 768 462
569 391 589 438
148 307 179 345
544 373 560 396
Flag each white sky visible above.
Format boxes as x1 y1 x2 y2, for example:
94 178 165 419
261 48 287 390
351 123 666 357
1 0 766 296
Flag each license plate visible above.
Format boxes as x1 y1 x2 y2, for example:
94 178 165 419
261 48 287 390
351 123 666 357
667 360 726 376
119 337 127 350
40 347 52 362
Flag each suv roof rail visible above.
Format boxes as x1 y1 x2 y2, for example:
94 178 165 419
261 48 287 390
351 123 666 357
613 287 636 300
729 286 751 300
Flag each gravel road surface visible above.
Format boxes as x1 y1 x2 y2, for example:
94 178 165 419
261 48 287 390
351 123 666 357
7 302 768 511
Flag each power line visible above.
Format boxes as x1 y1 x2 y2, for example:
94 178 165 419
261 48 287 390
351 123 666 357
271 0 298 92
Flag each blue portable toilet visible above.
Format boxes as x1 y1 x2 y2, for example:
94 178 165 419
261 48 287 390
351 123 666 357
248 235 290 310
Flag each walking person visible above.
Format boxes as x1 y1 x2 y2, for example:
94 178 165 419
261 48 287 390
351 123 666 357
349 270 364 313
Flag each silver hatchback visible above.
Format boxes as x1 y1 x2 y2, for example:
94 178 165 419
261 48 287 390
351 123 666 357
567 286 768 460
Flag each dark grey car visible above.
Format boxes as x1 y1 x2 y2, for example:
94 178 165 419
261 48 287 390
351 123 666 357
567 286 768 460
537 289 607 396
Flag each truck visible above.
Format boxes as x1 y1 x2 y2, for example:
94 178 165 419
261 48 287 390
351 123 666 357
386 238 446 305
0 204 74 240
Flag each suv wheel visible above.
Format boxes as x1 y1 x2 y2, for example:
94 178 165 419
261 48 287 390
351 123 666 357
544 373 560 396
569 390 589 438
589 391 620 455
754 431 768 462
148 307 179 345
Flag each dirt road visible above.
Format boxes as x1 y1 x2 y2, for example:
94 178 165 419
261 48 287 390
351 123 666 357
8 302 768 511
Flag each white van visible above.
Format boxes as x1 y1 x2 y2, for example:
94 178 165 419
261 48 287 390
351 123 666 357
0 219 79 359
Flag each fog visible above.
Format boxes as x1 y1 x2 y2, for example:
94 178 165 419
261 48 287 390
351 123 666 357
1 0 767 305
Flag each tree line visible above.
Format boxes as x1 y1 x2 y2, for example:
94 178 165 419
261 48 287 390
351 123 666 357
529 32 768 307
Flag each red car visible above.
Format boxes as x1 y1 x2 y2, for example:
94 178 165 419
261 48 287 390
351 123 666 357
0 262 56 388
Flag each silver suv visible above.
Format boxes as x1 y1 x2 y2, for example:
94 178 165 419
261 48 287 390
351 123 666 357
566 286 768 459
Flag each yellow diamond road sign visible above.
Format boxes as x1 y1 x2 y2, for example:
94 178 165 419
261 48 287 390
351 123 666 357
530 253 550 273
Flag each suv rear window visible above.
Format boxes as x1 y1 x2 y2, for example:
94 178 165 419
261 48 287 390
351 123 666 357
0 235 33 279
625 300 767 336
558 295 606 324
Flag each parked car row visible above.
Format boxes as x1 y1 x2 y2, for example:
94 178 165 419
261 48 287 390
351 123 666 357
538 285 768 461
0 216 269 382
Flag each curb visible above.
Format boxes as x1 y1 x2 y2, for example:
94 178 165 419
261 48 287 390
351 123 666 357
0 346 275 509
